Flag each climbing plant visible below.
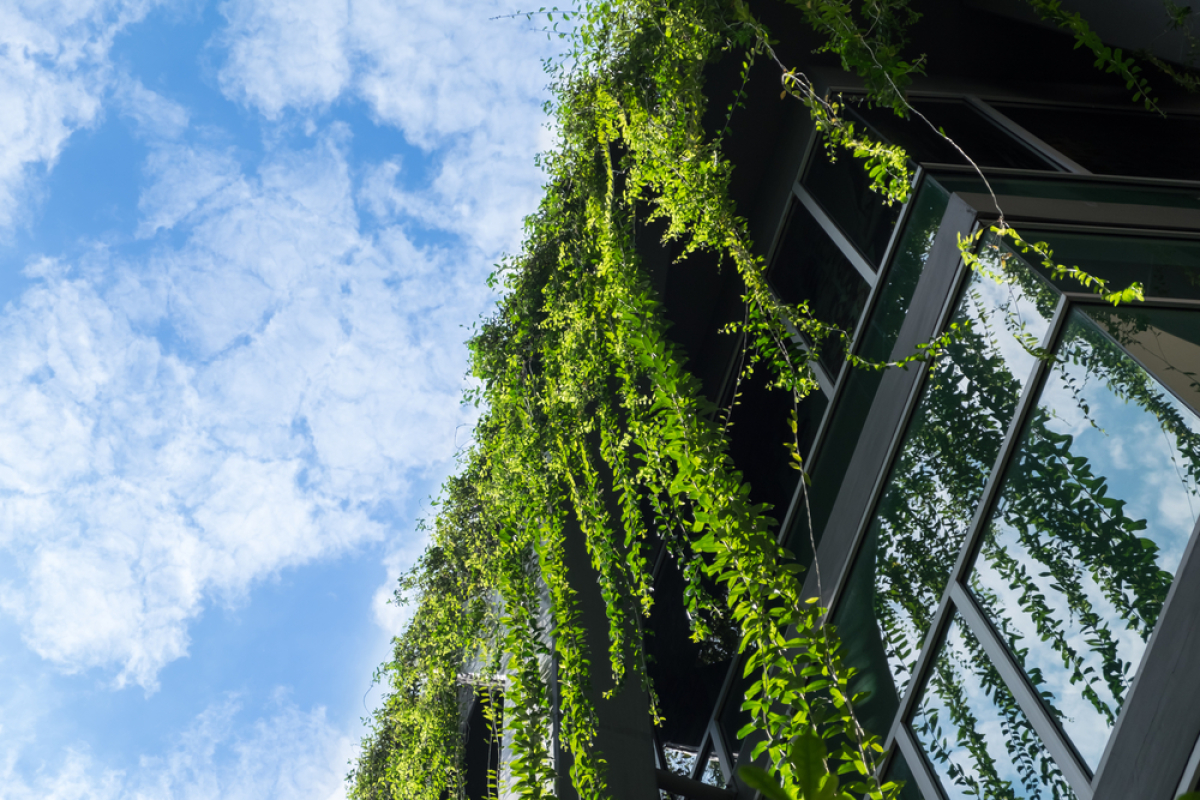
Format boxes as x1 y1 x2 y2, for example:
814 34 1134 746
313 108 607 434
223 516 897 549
347 2 1179 800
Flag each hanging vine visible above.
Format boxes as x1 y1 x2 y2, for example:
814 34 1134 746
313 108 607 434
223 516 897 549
346 1 1181 799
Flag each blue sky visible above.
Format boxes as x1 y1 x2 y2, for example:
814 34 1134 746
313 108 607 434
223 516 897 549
0 1 557 796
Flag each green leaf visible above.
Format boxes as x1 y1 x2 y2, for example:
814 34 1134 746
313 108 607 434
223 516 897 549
789 729 837 800
738 766 793 800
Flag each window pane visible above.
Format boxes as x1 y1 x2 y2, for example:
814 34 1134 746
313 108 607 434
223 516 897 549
885 747 928 800
662 744 699 779
768 200 870 375
848 237 1058 697
787 179 950 553
645 557 735 753
722 366 826 529
851 99 1055 171
697 744 726 788
801 138 903 267
969 306 1200 769
991 104 1200 181
934 173 1200 212
911 615 1077 800
1020 229 1200 302
858 179 952 363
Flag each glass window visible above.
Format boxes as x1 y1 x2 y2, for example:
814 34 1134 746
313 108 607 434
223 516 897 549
787 179 950 553
846 237 1059 697
850 99 1056 171
968 305 1200 769
1017 229 1200 302
858 180 953 363
990 104 1200 181
768 200 871 375
697 743 727 788
885 747 927 800
644 558 736 755
661 743 699 779
801 139 903 267
934 173 1200 212
910 615 1077 800
722 366 825 529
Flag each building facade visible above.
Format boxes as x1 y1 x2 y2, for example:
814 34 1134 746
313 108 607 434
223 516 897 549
463 2 1200 799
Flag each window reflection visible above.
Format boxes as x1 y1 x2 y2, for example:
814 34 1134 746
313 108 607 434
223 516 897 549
791 180 950 558
911 615 1076 800
856 238 1058 697
969 306 1200 768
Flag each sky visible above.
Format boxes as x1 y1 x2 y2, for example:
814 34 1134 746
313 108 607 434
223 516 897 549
0 1 559 797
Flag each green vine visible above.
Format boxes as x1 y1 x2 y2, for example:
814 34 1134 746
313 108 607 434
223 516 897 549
348 2 1166 800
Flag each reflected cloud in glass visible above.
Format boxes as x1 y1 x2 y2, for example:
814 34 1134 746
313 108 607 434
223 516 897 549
970 306 1200 768
911 615 1076 800
864 240 1058 696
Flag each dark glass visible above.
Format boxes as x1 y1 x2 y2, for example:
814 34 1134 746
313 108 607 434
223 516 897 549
788 180 951 552
802 139 903 267
463 691 502 800
831 522 903 739
662 744 699 779
644 557 735 753
768 200 870 375
885 747 927 800
992 104 1200 181
850 238 1059 698
934 173 1200 212
1018 229 1200 302
850 99 1055 170
969 306 1200 769
911 615 1077 800
858 180 952 363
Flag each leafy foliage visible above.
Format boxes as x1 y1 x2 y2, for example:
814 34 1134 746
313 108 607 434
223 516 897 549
347 1 1168 800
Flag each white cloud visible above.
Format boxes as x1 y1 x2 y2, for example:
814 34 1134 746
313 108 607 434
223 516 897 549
0 695 352 800
370 529 429 639
0 0 163 234
0 129 489 689
215 0 557 254
216 0 351 118
114 76 191 141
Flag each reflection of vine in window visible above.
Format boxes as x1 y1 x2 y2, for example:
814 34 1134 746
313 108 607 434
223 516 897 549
971 533 1122 727
914 622 1075 800
969 312 1199 759
874 263 1039 695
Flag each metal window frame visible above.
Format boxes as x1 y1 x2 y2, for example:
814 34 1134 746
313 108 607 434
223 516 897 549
838 214 1200 800
692 93 1200 800
964 96 1090 175
706 124 940 798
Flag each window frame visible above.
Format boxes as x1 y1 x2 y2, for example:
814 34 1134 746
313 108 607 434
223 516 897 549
815 192 1200 800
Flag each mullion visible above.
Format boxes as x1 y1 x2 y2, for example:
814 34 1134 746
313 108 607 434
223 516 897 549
941 293 1071 590
819 208 985 615
792 181 877 286
895 720 950 800
885 584 958 751
964 96 1089 175
776 170 929 546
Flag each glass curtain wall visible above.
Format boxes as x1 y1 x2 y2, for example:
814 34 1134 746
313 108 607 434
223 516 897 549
842 229 1200 800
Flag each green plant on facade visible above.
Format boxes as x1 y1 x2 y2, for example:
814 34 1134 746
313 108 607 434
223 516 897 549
347 2 1182 800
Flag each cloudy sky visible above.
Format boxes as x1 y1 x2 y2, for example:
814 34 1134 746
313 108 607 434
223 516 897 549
0 1 557 796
